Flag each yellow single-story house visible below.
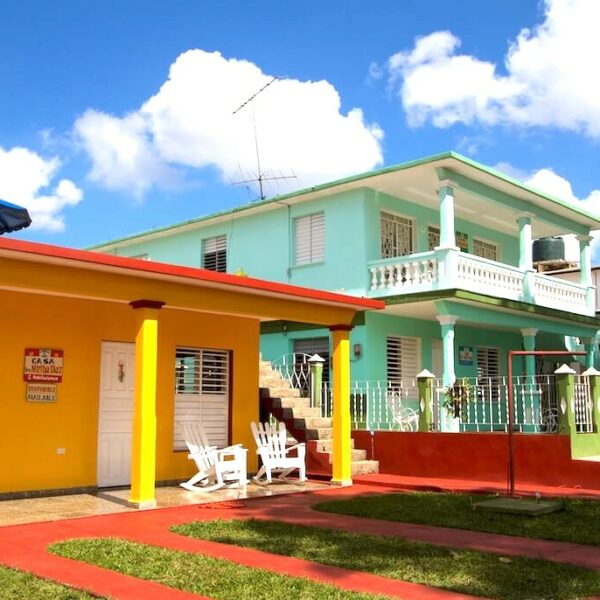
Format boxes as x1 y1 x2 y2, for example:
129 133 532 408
0 238 383 507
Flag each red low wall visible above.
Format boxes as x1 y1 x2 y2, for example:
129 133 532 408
352 431 600 489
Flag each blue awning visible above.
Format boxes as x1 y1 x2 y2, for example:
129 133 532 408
0 199 31 234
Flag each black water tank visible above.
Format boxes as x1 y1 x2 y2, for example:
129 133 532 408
532 237 565 262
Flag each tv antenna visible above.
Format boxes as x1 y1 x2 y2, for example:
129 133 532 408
232 76 297 200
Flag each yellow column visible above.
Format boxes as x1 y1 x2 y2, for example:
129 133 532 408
128 300 163 508
330 325 352 486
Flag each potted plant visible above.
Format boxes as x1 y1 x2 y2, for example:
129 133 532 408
442 378 472 420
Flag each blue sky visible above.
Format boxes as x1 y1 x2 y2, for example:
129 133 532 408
1 0 598 255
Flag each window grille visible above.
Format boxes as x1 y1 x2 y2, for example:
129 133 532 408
202 235 227 272
473 238 498 261
293 337 330 383
295 213 325 265
428 226 468 252
381 212 413 258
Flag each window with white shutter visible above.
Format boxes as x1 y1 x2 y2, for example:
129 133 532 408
173 347 230 450
294 213 324 265
381 212 414 258
386 336 420 399
477 346 500 402
202 235 227 272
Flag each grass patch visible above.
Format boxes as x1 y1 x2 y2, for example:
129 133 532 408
314 491 600 546
50 538 385 600
0 564 96 599
173 518 600 600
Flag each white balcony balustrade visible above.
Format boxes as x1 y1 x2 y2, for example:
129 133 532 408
368 249 593 316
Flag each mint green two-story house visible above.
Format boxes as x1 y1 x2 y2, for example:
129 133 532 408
92 152 600 434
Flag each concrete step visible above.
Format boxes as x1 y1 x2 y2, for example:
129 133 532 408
276 396 312 409
322 449 367 463
288 406 322 418
259 375 284 386
351 460 380 476
297 417 332 429
305 427 332 440
315 438 355 452
266 386 301 398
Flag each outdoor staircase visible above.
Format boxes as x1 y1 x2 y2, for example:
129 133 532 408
259 359 379 477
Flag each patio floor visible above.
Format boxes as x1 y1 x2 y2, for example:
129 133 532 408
0 480 328 527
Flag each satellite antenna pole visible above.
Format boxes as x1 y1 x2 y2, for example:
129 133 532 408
232 76 297 200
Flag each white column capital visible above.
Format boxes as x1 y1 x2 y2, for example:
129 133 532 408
437 179 460 191
520 328 538 338
516 211 535 220
577 234 594 244
436 315 458 326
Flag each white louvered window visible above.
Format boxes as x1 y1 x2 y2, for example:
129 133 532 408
381 212 414 258
386 336 420 400
295 213 325 265
473 238 498 261
293 337 330 384
173 347 230 450
202 235 227 272
477 346 500 402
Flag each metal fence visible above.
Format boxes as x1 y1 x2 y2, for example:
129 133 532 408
268 358 595 435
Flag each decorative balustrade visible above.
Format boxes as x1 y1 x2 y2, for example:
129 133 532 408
368 248 592 315
534 273 588 313
369 252 438 292
456 253 525 300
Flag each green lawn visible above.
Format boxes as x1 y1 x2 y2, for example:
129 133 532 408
172 518 600 600
0 564 96 599
314 491 600 546
50 538 386 600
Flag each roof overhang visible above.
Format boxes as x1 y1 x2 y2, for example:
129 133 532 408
91 152 600 251
0 238 384 324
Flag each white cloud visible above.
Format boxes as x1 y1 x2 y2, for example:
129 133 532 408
494 162 600 261
0 146 83 232
74 50 384 197
387 0 600 136
524 168 600 261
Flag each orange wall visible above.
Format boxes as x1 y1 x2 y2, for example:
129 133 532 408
0 290 259 494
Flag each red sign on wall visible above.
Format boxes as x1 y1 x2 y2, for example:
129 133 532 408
23 348 64 383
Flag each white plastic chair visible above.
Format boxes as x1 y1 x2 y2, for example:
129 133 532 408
386 392 419 431
180 422 248 492
251 422 306 484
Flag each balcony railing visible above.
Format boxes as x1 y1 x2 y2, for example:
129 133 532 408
368 249 592 315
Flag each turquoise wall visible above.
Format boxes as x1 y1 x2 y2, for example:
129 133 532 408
367 190 520 266
115 186 521 293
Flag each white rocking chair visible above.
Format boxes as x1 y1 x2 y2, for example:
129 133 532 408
251 421 306 484
180 422 248 492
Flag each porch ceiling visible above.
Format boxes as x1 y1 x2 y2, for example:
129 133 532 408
366 157 593 238
382 293 600 337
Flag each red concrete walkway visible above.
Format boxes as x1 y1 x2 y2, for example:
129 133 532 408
353 472 600 499
2 483 600 599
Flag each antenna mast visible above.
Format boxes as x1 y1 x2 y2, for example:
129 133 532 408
232 76 296 200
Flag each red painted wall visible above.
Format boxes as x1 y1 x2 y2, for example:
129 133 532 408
352 431 600 489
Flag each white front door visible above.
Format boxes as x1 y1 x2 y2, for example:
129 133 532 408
97 341 135 487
